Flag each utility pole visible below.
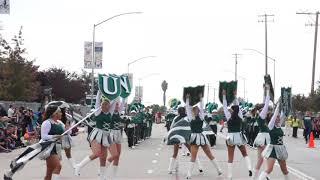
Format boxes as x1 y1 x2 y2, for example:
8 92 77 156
232 53 241 81
297 11 319 95
258 14 274 76
207 84 210 105
213 88 216 103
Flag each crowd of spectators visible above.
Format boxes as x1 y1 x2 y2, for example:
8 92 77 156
0 104 44 153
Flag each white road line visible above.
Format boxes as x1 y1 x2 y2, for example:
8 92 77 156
152 160 158 164
275 163 316 180
157 147 162 151
155 153 160 156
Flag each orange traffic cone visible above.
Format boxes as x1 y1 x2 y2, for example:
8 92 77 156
308 132 315 148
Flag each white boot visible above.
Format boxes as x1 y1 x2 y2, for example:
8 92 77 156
168 158 176 174
67 157 76 169
74 156 91 176
252 169 259 179
210 159 222 176
52 174 60 180
99 166 106 180
186 162 195 179
111 165 118 180
284 173 290 180
174 158 179 172
102 161 112 179
196 158 203 173
227 163 233 179
244 156 253 177
258 171 268 180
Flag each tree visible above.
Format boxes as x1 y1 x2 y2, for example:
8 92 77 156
161 80 168 106
0 27 40 101
41 67 87 104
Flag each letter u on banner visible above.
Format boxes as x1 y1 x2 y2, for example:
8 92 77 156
98 74 121 101
103 76 118 95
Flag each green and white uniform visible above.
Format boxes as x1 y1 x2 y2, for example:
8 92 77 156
223 95 247 146
254 91 271 147
262 105 288 160
111 112 124 144
186 98 209 146
40 119 65 160
88 91 113 147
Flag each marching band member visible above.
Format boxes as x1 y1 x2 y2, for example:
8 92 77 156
222 90 252 180
185 94 222 179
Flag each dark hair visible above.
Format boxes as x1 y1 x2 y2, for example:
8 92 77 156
9 105 13 108
266 112 272 124
60 108 67 124
178 107 186 117
230 105 241 125
45 105 59 120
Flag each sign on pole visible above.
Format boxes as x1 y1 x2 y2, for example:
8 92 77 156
0 0 9 14
84 41 103 69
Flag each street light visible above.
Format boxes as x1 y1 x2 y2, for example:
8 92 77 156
137 73 160 102
90 12 142 106
127 56 157 74
243 48 276 92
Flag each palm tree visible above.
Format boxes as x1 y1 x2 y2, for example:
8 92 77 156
161 80 168 106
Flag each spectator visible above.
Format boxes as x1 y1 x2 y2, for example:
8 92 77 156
291 116 299 138
7 104 15 118
312 113 320 139
302 111 313 144
0 128 11 153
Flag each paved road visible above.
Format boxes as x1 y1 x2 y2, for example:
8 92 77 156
1 124 319 180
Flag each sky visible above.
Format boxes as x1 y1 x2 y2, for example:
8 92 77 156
1 0 320 106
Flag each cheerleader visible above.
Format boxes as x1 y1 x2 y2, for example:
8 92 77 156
59 104 76 170
222 90 252 180
252 85 271 179
167 106 203 174
185 94 222 179
74 90 114 180
107 98 126 179
46 101 77 169
258 104 290 180
40 105 65 180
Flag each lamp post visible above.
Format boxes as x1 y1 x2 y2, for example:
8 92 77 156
243 48 276 93
137 73 160 102
127 56 156 74
90 12 142 106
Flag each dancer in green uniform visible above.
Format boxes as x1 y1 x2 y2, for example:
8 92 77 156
107 98 126 179
41 105 65 180
258 104 290 180
222 90 252 180
185 94 222 179
75 90 114 180
167 106 203 175
252 85 271 179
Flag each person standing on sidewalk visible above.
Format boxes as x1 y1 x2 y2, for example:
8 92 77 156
291 115 299 138
302 111 313 144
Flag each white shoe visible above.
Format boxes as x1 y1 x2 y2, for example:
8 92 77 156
74 165 80 176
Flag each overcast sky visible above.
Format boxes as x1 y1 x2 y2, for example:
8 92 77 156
1 0 320 106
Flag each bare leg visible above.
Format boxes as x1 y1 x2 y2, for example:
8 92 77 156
258 158 276 180
227 144 235 179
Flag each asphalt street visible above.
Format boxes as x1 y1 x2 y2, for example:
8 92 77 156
1 124 319 180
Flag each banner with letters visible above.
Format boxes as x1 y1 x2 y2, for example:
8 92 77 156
98 74 132 101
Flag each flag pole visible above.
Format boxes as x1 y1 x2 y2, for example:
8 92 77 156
62 108 100 136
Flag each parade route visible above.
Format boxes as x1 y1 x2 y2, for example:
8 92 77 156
1 124 319 180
